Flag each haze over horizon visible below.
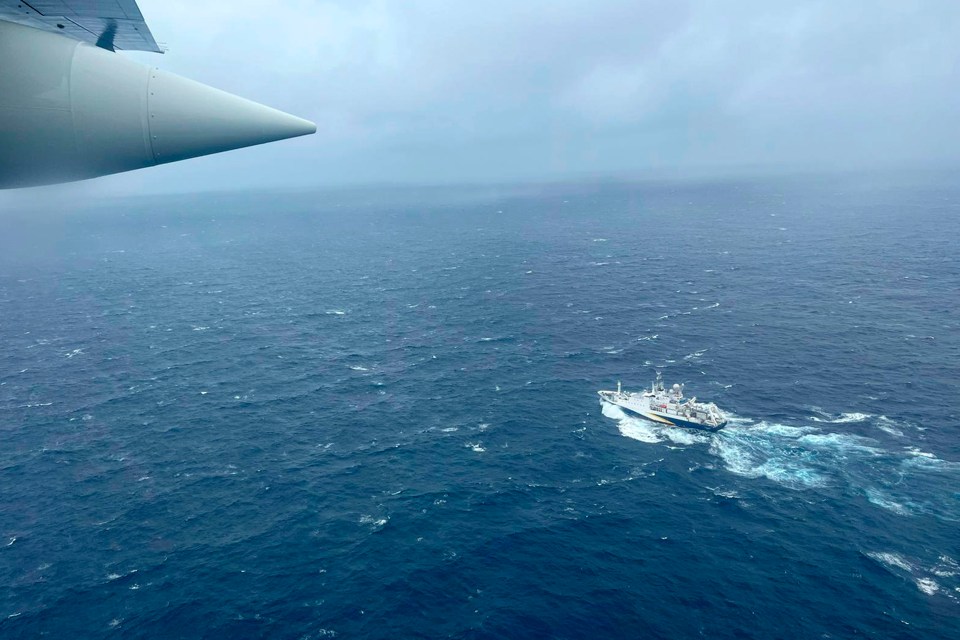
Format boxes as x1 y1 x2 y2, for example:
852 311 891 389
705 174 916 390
4 0 960 198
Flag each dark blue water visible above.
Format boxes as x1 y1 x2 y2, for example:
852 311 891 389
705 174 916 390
1 176 958 638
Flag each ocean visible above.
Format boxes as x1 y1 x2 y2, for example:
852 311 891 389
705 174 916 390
1 175 958 638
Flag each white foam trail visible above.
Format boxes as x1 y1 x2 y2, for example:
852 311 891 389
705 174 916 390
618 420 663 444
605 405 959 514
604 403 662 443
709 433 827 489
663 428 709 446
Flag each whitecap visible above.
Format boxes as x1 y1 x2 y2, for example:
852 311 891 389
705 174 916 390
877 422 905 437
713 488 740 499
349 365 368 371
359 515 388 529
107 570 138 581
834 412 871 423
810 412 871 424
902 453 960 472
750 423 817 438
864 488 912 516
916 578 940 595
325 310 346 316
933 556 960 578
797 433 881 455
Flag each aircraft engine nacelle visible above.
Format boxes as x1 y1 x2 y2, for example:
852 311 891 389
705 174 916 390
0 20 315 189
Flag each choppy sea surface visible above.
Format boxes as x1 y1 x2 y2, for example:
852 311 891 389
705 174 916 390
1 176 958 638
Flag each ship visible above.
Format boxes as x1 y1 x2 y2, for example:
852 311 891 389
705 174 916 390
598 372 727 431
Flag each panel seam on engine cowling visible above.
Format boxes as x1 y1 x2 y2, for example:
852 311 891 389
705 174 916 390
145 67 159 162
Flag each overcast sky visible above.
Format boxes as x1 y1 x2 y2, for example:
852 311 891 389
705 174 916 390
22 1 960 194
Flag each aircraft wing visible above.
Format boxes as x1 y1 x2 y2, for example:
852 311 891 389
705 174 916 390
0 0 162 52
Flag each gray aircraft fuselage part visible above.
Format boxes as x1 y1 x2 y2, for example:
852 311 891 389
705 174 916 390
0 20 316 189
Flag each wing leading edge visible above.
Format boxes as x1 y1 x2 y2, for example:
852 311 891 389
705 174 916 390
0 0 161 52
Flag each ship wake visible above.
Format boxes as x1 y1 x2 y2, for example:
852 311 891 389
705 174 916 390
605 404 960 521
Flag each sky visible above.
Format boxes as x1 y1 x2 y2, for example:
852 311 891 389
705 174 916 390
10 0 960 195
